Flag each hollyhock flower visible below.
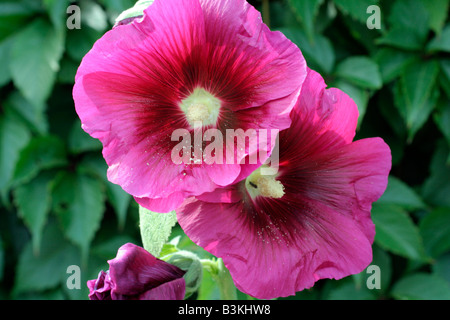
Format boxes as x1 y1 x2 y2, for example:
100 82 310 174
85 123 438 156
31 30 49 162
87 243 185 300
176 68 392 299
73 0 306 212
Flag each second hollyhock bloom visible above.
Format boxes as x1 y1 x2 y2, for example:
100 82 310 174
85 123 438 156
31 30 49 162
73 0 306 212
87 243 185 300
176 69 392 299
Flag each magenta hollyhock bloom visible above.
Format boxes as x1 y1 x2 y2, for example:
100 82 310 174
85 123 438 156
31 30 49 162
176 69 392 299
73 0 306 212
87 243 185 300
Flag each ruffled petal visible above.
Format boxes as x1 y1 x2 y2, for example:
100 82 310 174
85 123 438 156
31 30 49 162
108 243 185 298
176 69 391 299
73 0 306 211
177 193 373 299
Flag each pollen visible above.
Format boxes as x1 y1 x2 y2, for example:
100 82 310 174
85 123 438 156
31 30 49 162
180 88 221 127
245 165 285 199
256 176 285 198
186 103 210 123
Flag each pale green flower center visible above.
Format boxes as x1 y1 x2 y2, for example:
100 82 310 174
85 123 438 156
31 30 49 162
245 165 285 199
180 88 221 127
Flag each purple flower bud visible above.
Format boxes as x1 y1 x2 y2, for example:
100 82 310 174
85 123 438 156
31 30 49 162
87 243 186 300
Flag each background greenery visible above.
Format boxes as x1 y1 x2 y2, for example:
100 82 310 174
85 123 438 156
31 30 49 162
0 0 449 300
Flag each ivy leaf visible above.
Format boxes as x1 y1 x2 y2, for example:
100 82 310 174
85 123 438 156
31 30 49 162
12 135 67 187
3 91 48 135
371 203 427 261
0 107 31 198
333 0 379 24
395 59 440 142
427 24 450 53
13 222 80 296
139 205 177 257
422 141 450 208
376 176 426 210
335 56 382 90
13 171 54 255
374 48 418 83
52 171 105 261
43 0 71 30
280 28 335 75
0 1 35 42
286 0 324 42
419 208 450 258
419 0 449 34
391 273 450 300
9 18 64 107
387 0 429 42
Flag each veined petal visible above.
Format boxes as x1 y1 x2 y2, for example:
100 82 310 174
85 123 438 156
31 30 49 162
176 70 391 299
73 0 306 211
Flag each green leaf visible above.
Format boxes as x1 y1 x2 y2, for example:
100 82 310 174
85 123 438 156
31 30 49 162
422 141 450 208
139 205 178 257
427 24 450 53
280 28 335 74
324 278 376 300
0 108 31 196
440 59 450 99
376 176 426 210
0 2 35 42
68 120 102 154
3 91 48 134
387 0 429 41
13 171 55 255
0 36 13 87
335 56 382 90
376 27 426 51
433 253 450 286
9 18 65 107
77 153 131 229
371 203 427 261
420 208 450 258
434 97 450 146
12 135 67 186
391 273 450 300
80 0 109 32
333 0 379 23
43 0 71 30
52 171 105 261
371 245 392 294
419 0 449 34
106 183 131 231
374 48 418 83
395 59 440 142
286 0 324 42
13 222 80 295
66 26 103 62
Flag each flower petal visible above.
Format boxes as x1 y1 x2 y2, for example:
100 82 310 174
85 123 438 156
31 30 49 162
73 0 306 211
108 243 185 298
177 194 373 299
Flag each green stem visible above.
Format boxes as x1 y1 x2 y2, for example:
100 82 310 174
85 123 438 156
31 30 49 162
201 258 238 300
